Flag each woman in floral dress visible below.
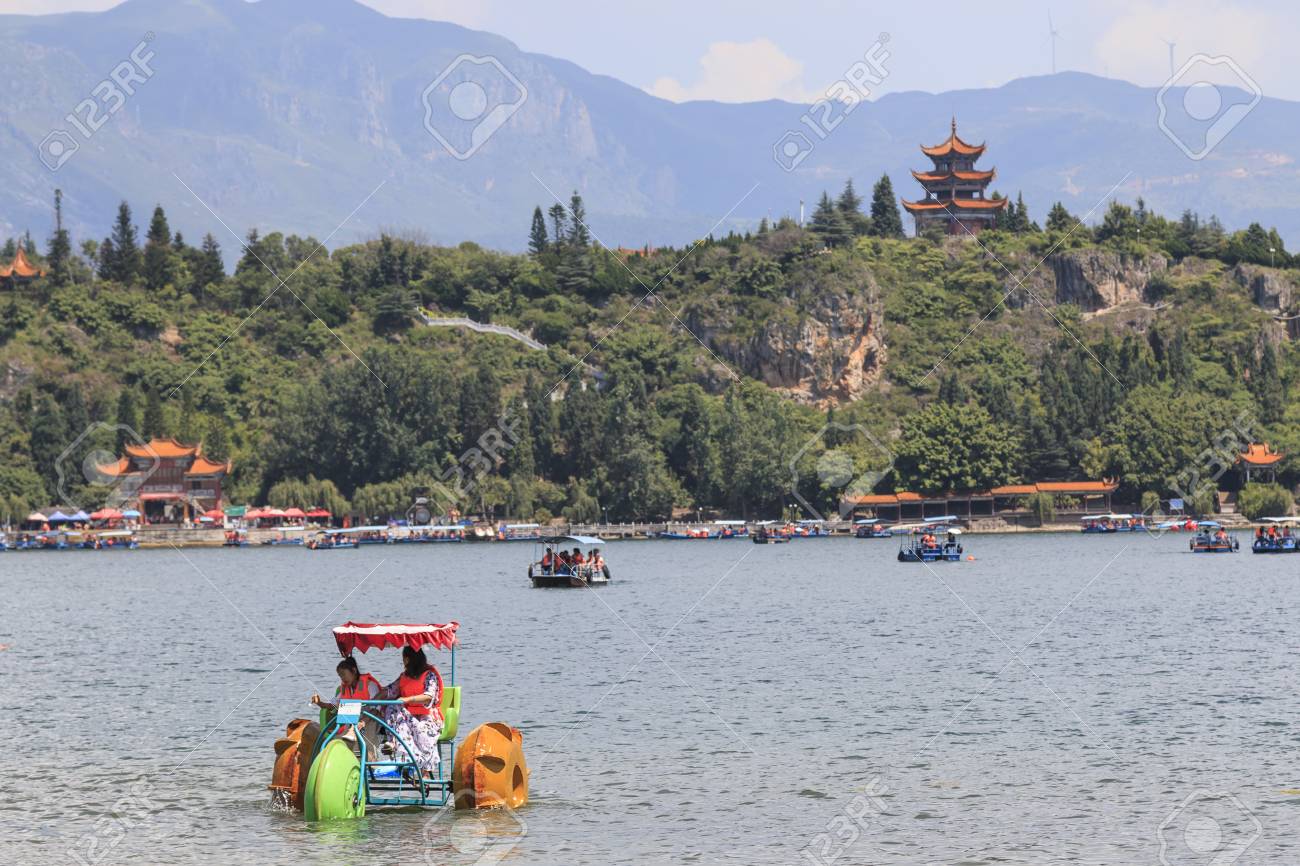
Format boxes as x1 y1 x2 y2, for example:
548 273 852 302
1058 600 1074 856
379 646 444 776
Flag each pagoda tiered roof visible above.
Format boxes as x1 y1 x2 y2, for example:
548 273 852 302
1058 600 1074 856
0 247 44 279
901 197 1006 213
920 118 987 159
911 168 997 184
97 437 232 478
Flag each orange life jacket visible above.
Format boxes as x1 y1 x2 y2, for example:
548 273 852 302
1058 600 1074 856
398 667 443 720
338 673 380 702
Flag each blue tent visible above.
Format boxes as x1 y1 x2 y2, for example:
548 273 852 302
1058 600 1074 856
48 510 72 522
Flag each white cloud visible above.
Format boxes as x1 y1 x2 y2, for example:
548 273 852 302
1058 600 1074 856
648 38 817 104
1094 1 1275 89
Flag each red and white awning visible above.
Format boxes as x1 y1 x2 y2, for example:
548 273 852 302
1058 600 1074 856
333 621 459 656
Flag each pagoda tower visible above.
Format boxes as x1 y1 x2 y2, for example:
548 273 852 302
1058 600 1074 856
901 118 1007 236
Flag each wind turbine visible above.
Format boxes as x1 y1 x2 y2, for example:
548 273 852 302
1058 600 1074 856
1047 10 1061 74
1160 38 1176 76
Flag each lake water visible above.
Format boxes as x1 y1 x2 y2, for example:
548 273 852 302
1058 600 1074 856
4 533 1299 865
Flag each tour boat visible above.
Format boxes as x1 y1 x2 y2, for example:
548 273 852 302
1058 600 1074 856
786 520 831 538
751 525 789 544
854 518 894 538
1250 517 1299 553
1081 513 1145 533
85 529 139 549
223 528 251 547
307 529 359 550
498 523 542 542
712 520 749 538
13 531 70 550
1188 521 1239 553
896 520 965 562
528 535 611 587
395 525 465 544
262 527 307 546
269 621 528 819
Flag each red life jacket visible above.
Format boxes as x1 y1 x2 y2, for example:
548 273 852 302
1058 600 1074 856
338 673 380 702
398 666 443 720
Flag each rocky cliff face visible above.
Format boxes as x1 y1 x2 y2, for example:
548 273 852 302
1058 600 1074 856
693 286 886 406
1233 263 1295 312
1048 250 1168 312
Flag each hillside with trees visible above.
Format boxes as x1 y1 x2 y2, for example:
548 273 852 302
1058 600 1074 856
2 179 1297 522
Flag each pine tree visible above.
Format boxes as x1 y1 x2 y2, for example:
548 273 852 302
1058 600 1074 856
566 192 591 248
547 203 567 246
1254 339 1284 424
836 178 870 235
194 233 225 293
47 189 72 287
527 206 548 256
868 173 904 238
106 201 140 284
97 237 115 281
142 204 174 291
1046 202 1076 233
115 389 140 449
809 191 851 248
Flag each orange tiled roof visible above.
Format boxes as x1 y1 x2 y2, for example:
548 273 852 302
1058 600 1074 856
186 456 231 476
94 457 133 478
911 168 996 184
920 119 987 159
902 197 1008 213
1239 443 1283 466
849 480 1117 504
1033 481 1119 494
0 247 44 279
123 437 201 459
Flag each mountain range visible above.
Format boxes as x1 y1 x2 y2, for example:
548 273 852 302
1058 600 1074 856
3 0 1299 254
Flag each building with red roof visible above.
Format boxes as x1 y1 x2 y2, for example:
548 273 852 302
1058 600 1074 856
902 118 1008 236
96 437 231 522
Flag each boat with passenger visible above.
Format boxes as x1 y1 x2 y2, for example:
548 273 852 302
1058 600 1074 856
223 527 251 547
12 531 70 550
786 519 831 538
896 518 965 562
498 523 542 542
1189 521 1238 553
397 525 465 544
308 529 360 550
268 621 528 818
1251 517 1299 553
712 520 749 539
351 526 394 545
1081 513 1147 533
655 526 712 539
528 535 611 587
751 523 790 544
262 527 307 546
854 518 894 538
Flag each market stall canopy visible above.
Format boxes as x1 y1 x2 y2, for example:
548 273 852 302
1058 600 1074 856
48 510 72 522
90 508 123 520
333 621 459 656
305 508 331 518
69 510 91 522
26 511 47 522
282 507 307 518
202 509 224 519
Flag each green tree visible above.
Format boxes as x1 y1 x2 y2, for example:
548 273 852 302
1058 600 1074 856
1237 482 1293 520
869 173 904 238
1045 201 1076 233
894 402 1020 494
810 191 851 248
104 201 140 284
528 206 548 256
47 189 73 287
142 205 176 291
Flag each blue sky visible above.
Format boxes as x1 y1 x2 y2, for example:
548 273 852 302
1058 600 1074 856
1 0 1292 102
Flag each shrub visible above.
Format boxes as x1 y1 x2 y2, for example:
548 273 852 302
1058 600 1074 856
1236 482 1293 521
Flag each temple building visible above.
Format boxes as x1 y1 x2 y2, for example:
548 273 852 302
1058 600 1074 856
97 437 231 522
1238 442 1283 484
901 118 1007 236
0 246 44 288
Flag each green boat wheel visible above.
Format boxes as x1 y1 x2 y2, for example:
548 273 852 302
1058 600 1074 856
303 739 365 820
